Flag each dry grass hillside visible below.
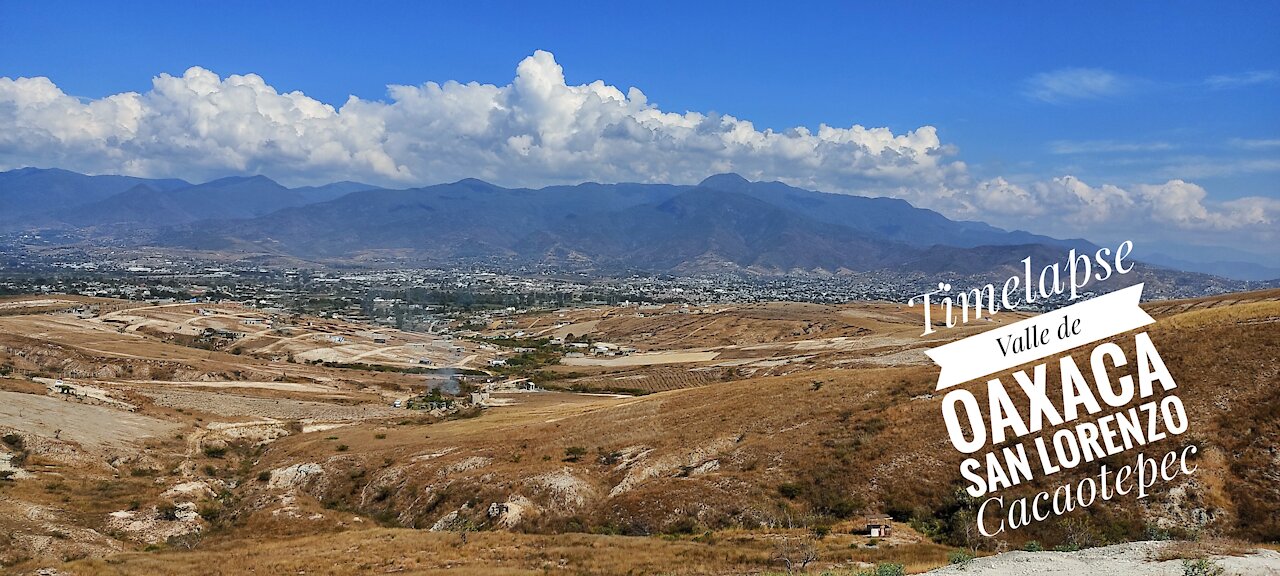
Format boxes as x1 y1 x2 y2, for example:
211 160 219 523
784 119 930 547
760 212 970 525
0 289 1275 574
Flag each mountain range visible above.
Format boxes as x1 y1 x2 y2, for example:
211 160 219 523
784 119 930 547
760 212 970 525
0 167 1273 280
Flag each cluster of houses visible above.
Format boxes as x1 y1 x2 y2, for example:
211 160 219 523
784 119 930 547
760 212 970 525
558 340 637 359
484 377 538 393
198 327 243 342
69 305 99 319
395 376 539 412
467 377 540 404
401 396 456 411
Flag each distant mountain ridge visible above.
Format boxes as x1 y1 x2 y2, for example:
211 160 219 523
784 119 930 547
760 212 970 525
0 167 190 222
697 174 1090 250
0 167 1266 281
0 168 382 229
64 176 307 226
154 173 1098 275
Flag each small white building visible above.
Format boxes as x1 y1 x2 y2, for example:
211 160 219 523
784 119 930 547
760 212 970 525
866 515 893 538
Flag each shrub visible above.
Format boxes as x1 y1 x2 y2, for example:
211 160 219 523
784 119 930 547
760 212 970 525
256 471 271 482
202 445 227 458
197 501 223 522
1022 540 1044 552
856 563 906 576
1145 524 1173 541
563 446 587 462
948 550 974 565
666 516 697 535
778 482 802 499
167 532 202 550
1 433 23 450
1182 558 1225 576
336 444 349 452
374 433 387 440
156 502 179 521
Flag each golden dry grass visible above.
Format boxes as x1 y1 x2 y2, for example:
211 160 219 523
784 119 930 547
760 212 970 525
69 527 954 575
1150 538 1252 561
1154 300 1280 330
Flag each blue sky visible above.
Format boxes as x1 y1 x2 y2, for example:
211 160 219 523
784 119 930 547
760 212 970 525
1 1 1277 259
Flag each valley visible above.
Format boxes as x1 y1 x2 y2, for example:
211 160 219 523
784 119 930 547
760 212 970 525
0 289 1275 574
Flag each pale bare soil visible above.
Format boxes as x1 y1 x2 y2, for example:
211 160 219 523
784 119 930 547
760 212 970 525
135 387 399 421
925 541 1280 575
0 389 178 449
561 350 721 366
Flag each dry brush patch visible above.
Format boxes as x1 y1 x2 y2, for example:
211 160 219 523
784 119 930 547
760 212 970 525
69 527 954 575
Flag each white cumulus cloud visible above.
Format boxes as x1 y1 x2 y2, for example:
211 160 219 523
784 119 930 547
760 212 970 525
0 50 955 190
945 176 1279 247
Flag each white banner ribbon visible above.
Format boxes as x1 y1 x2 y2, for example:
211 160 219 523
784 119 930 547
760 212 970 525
926 283 1155 391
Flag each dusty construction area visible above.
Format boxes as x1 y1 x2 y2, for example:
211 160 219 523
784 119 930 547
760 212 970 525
90 300 480 369
0 291 1278 574
498 301 1028 394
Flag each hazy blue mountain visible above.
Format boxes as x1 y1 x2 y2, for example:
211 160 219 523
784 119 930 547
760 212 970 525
60 175 320 226
0 167 189 222
696 173 1092 251
519 186 907 272
292 181 383 203
163 179 689 258
0 168 381 228
159 175 1097 275
1145 252 1280 281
